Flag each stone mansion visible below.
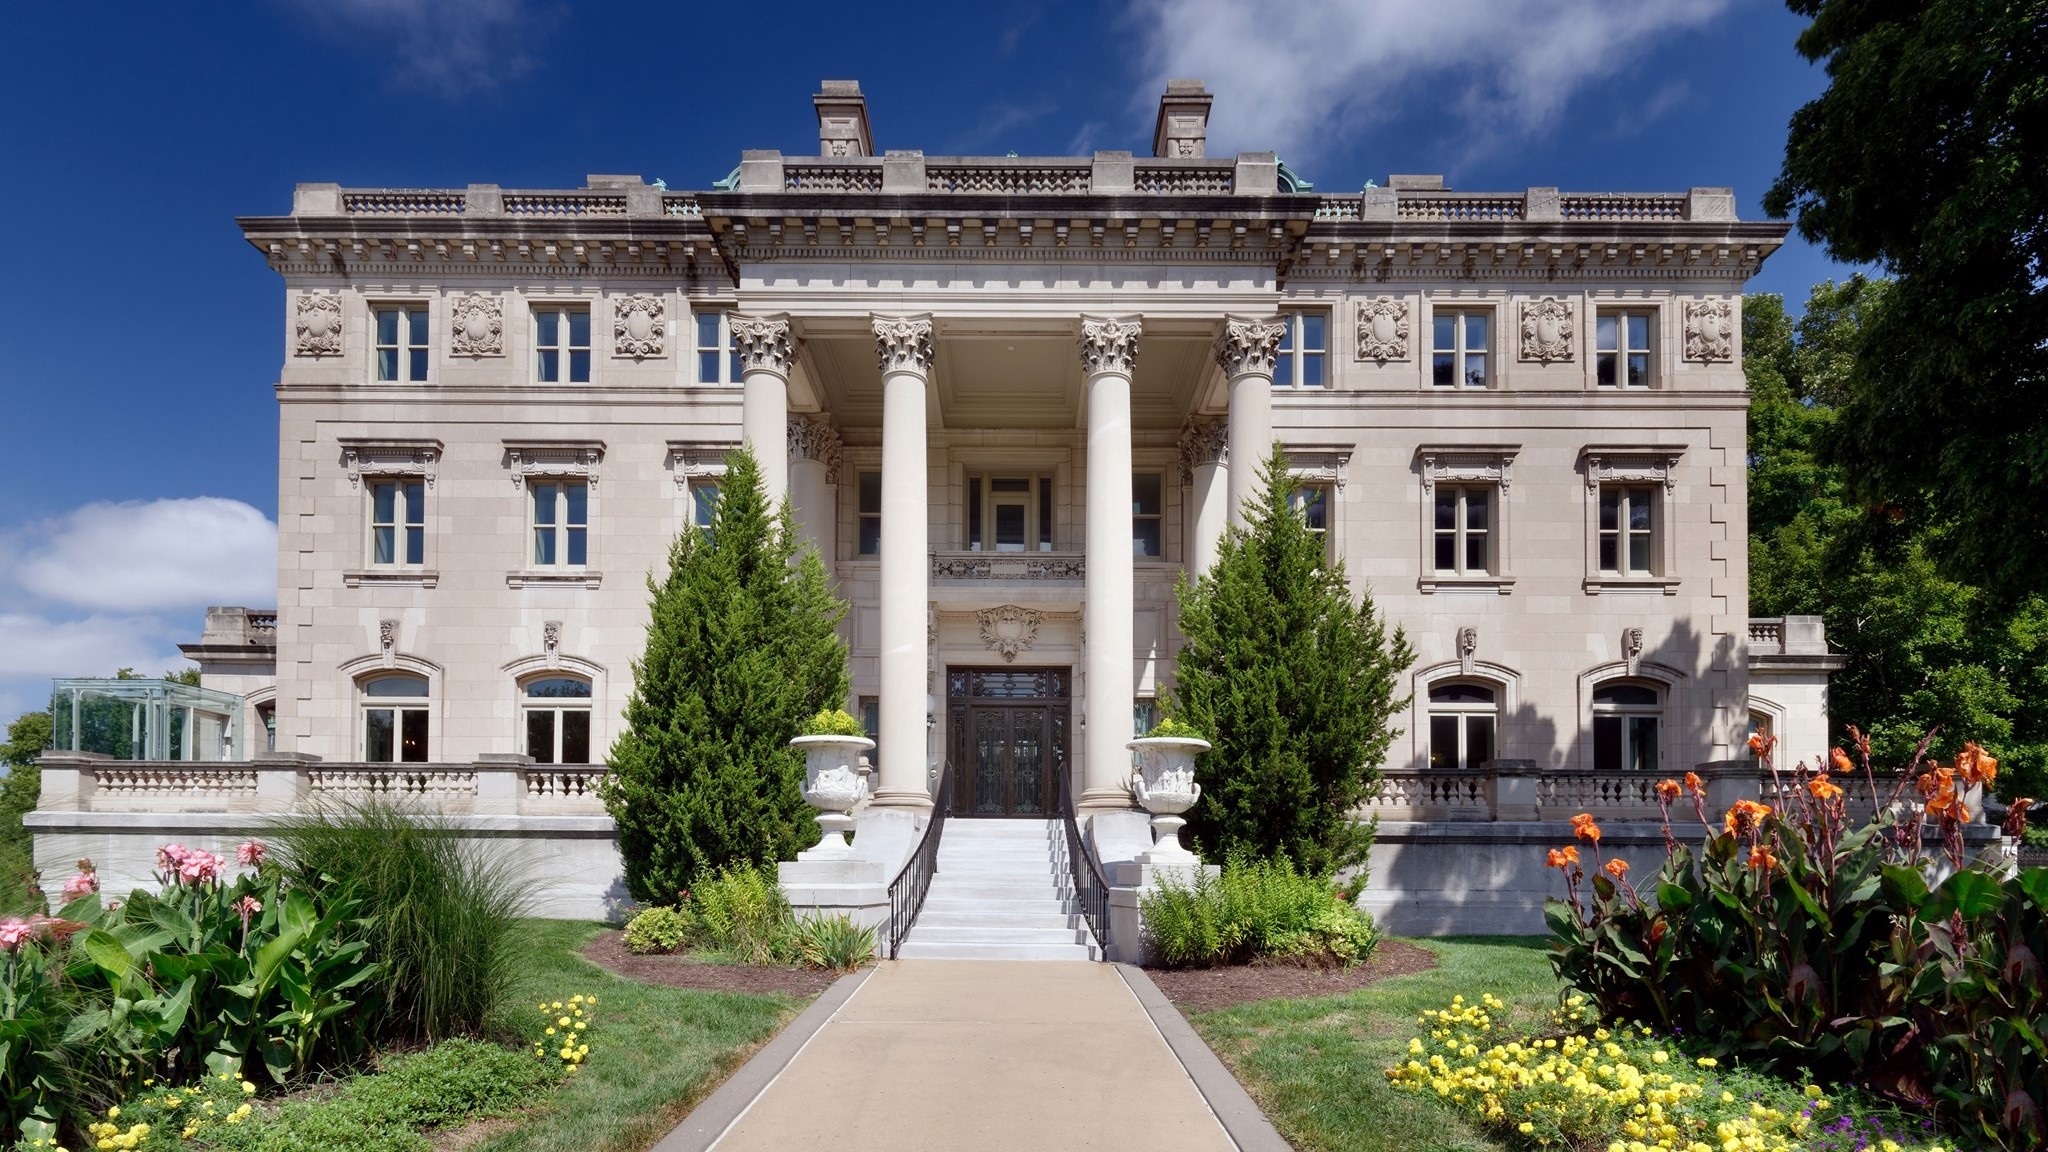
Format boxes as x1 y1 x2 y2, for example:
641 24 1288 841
37 80 1844 933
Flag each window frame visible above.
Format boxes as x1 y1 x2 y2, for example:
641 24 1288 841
1273 310 1330 389
1591 682 1663 772
527 479 590 570
693 309 744 385
1132 471 1164 558
1416 446 1517 594
365 476 428 569
855 470 882 557
1429 307 1493 389
1287 482 1332 560
1594 306 1658 390
372 303 432 384
533 304 593 385
1426 682 1499 772
1432 484 1494 577
965 474 1056 553
1597 485 1658 577
358 673 431 764
1581 449 1683 594
520 674 594 766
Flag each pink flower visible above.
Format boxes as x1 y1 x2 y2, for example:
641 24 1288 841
177 851 225 885
235 896 263 921
60 870 99 901
236 840 267 867
156 843 183 872
0 918 31 951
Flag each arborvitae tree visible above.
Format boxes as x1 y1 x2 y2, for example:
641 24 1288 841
602 447 850 902
1170 444 1413 876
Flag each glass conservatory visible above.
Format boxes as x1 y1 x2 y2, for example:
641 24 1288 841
49 679 246 761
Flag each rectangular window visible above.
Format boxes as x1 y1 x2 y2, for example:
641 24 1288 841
1597 486 1657 575
1593 715 1660 772
695 312 743 384
535 306 592 384
1596 310 1654 388
1132 473 1163 557
1432 486 1492 575
859 696 880 767
1134 699 1157 737
531 481 588 567
856 471 882 556
368 479 425 566
1273 311 1328 388
692 480 722 533
366 706 428 763
1289 484 1330 553
1431 310 1490 388
374 306 430 383
966 475 1054 552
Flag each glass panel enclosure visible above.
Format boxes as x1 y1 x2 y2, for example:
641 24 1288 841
50 678 246 761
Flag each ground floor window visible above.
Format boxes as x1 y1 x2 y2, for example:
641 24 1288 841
1428 682 1496 771
361 674 428 763
1593 683 1661 771
523 676 592 764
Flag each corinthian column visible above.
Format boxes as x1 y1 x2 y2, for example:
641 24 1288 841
731 313 794 506
787 415 841 562
870 314 935 812
1216 315 1286 526
1080 315 1142 815
1179 420 1229 578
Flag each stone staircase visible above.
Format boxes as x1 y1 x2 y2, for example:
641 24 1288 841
895 818 1100 960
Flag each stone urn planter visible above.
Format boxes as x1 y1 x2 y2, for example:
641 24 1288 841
1127 735 1211 864
790 734 875 859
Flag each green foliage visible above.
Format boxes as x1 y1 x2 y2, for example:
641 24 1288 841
620 906 689 955
602 447 851 902
680 865 791 965
780 912 877 972
1139 856 1381 968
0 713 51 915
1766 0 2048 602
1146 717 1205 741
1170 444 1412 876
799 709 865 738
271 801 528 1044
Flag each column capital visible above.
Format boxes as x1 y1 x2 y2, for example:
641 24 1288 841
1214 313 1286 380
788 414 844 483
871 313 935 374
1177 419 1229 483
729 312 796 378
1079 314 1143 378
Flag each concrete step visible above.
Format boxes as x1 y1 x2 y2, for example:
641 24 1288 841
894 940 1098 961
903 924 1092 945
912 910 1085 930
919 898 1077 916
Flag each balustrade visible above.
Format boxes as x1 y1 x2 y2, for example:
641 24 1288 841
35 755 610 819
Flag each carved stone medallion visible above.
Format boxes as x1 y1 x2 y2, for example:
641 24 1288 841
1079 315 1142 377
612 295 666 358
449 294 503 357
976 605 1043 663
1354 297 1410 362
1683 298 1734 363
1518 296 1575 363
294 295 342 357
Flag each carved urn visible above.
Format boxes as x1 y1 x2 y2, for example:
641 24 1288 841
790 734 875 858
1127 735 1211 863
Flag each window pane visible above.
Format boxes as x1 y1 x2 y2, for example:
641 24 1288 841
1596 314 1617 352
1629 531 1652 574
994 504 1025 549
991 478 1030 493
1464 353 1487 387
1597 352 1617 387
525 677 592 698
1626 313 1649 350
729 350 743 380
363 675 428 698
1272 355 1293 388
408 310 428 346
1466 716 1494 768
858 472 882 514
1594 684 1659 707
1434 491 1455 530
1628 494 1651 531
373 525 395 565
1133 520 1162 557
566 484 587 525
1302 351 1325 387
1040 477 1053 549
377 348 398 381
569 350 590 383
1464 313 1489 350
1465 530 1488 574
1465 489 1489 530
1429 716 1458 770
373 482 397 524
404 482 425 524
1627 353 1649 388
405 526 424 565
410 348 428 381
697 314 720 348
1599 490 1619 531
1132 473 1162 516
568 310 590 347
858 517 881 556
1433 314 1455 352
694 483 719 528
567 526 586 566
538 349 559 383
400 708 428 762
526 710 556 764
365 709 394 762
561 710 590 764
1429 683 1495 704
533 485 557 525
1432 352 1455 386
1628 716 1659 772
1593 715 1621 772
1277 319 1294 351
1434 533 1455 572
1301 313 1326 351
1599 536 1618 572
377 310 399 346
967 477 981 546
534 525 555 566
537 311 559 347
698 351 720 383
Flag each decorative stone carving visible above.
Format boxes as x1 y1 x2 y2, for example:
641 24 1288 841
378 620 397 651
976 605 1043 663
1418 446 1519 494
449 294 503 357
294 295 342 357
790 733 875 858
341 440 440 490
1214 315 1287 379
542 621 561 667
505 441 604 490
1129 735 1210 863
787 415 843 484
1623 627 1645 675
1519 296 1576 363
730 313 795 377
1458 626 1479 676
932 555 1085 580
611 294 666 358
666 441 729 491
871 314 935 374
1079 315 1142 377
1286 446 1354 492
1583 450 1683 494
1354 296 1411 362
1683 298 1734 362
1177 420 1229 483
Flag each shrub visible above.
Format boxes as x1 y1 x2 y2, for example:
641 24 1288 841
272 801 527 1044
682 865 792 964
1146 716 1204 741
801 709 866 738
1140 856 1380 968
783 912 877 971
603 447 852 901
622 906 689 954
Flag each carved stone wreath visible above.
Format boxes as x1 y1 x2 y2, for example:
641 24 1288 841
295 295 342 357
1519 296 1576 363
1354 297 1410 362
449 295 503 357
612 295 666 358
1683 298 1735 363
977 605 1043 663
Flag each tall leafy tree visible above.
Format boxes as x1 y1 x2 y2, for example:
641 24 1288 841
601 448 850 902
1 711 54 910
1170 445 1413 876
1765 0 2048 600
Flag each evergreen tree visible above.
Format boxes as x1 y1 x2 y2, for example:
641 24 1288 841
1170 444 1413 876
601 447 850 902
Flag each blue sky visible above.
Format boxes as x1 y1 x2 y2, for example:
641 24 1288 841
0 0 1852 719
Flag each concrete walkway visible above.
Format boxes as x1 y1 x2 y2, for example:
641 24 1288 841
668 961 1251 1152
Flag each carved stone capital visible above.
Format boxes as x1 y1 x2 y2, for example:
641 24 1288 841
1683 297 1735 362
1519 296 1576 363
730 312 794 377
295 294 342 357
612 294 666 358
1079 314 1142 377
1354 296 1410 362
1214 314 1287 379
449 294 504 357
787 415 843 483
871 313 935 375
1177 420 1229 483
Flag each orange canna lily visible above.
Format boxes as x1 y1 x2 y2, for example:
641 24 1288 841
1570 812 1603 844
1748 845 1779 873
1604 858 1629 880
1808 774 1844 802
1684 771 1704 797
1830 746 1854 775
1724 799 1773 837
1655 779 1683 803
1956 741 1999 786
1546 846 1581 870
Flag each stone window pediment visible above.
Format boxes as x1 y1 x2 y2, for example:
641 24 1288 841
339 438 442 490
505 440 605 490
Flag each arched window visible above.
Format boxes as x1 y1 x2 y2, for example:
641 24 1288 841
1593 683 1660 772
360 674 429 763
1428 682 1497 771
523 676 593 764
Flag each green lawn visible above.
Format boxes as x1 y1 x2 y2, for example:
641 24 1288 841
1187 937 1561 1152
471 919 808 1152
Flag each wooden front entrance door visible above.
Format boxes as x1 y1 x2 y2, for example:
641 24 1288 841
946 667 1070 818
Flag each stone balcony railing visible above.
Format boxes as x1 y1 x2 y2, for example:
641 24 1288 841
930 551 1086 581
1316 187 1729 224
33 752 608 819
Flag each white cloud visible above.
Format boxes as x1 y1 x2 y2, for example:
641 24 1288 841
0 614 193 722
1128 0 1732 163
289 0 544 95
10 498 276 613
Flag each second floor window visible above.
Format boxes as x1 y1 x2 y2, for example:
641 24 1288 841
374 306 429 382
1274 311 1328 388
1132 473 1163 557
531 481 588 567
535 307 591 384
1289 484 1330 553
692 480 722 535
1431 310 1490 388
1433 486 1492 575
368 479 425 566
696 313 743 383
1598 486 1656 576
966 475 1053 552
1597 310 1653 388
857 471 881 556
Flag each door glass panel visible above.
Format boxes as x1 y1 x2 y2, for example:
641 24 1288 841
366 709 395 763
1593 716 1622 771
1013 709 1046 815
526 711 556 764
1466 716 1495 768
1429 716 1457 770
561 710 591 764
975 710 1006 814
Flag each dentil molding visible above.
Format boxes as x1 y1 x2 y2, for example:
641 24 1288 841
1519 296 1576 363
612 294 666 359
1078 315 1142 377
1354 296 1410 362
295 295 342 357
1683 297 1735 363
449 294 504 357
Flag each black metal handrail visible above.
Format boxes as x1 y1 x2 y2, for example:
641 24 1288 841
885 759 955 959
1055 766 1112 959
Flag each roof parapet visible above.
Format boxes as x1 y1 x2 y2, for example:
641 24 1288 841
1153 79 1213 158
815 80 874 158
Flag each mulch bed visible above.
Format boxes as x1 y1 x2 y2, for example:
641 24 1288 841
1143 939 1438 1012
579 931 844 998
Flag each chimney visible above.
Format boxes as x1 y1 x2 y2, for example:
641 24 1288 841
1153 80 1213 158
814 80 873 158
